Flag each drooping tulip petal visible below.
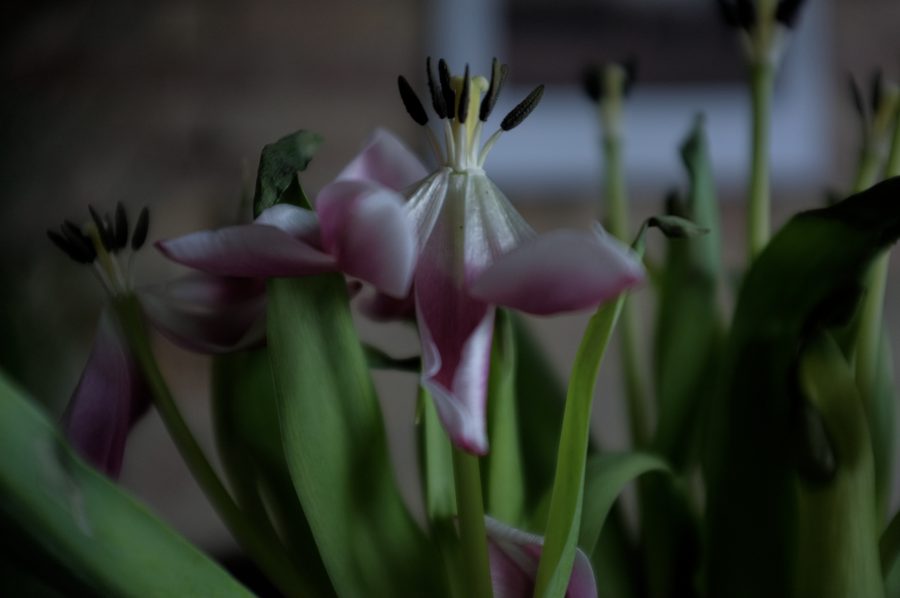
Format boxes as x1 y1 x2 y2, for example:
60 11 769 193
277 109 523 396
63 311 151 478
156 217 335 278
254 203 322 243
336 127 429 191
417 288 495 454
316 179 417 298
139 274 266 353
410 170 535 454
485 517 598 598
470 227 644 315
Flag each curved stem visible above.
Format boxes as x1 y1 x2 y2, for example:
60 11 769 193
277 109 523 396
113 295 309 598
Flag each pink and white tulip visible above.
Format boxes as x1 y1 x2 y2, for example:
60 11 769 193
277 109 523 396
393 60 645 453
156 130 424 300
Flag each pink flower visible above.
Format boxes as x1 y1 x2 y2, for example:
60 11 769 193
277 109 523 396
392 59 645 453
486 517 597 598
49 204 277 475
62 310 151 478
155 129 424 300
54 133 425 476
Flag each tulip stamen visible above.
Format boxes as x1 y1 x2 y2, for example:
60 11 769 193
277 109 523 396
48 204 151 297
398 58 544 172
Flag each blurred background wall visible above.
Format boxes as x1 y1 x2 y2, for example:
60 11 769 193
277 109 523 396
2 0 899 554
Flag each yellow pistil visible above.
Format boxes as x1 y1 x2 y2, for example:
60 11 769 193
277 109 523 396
449 74 489 171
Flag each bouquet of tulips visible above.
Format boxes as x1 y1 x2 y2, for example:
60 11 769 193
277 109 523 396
5 1 900 596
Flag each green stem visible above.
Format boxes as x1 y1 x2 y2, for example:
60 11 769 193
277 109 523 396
853 149 881 194
452 448 493 598
620 303 649 447
603 131 650 448
747 61 774 262
853 108 900 519
113 295 309 598
603 133 628 241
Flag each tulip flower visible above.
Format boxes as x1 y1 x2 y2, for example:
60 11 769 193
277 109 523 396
156 130 422 299
49 205 271 475
394 58 644 453
152 58 644 457
486 517 597 598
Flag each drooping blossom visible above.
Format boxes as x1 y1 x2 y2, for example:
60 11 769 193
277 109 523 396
51 133 423 476
49 204 156 476
389 58 644 453
486 517 597 598
156 130 423 299
61 310 150 478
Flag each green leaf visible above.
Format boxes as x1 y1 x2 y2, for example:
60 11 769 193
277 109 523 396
534 294 625 598
579 452 669 554
417 387 465 598
792 333 882 597
483 309 525 525
514 316 646 598
253 130 323 217
211 349 334 597
654 116 722 469
641 116 719 598
703 177 900 597
267 275 443 597
0 372 251 597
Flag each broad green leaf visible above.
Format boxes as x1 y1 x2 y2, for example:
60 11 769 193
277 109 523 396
267 275 443 597
654 116 722 469
704 177 900 597
637 474 701 598
579 452 669 554
253 130 323 217
534 294 625 598
211 349 334 597
0 372 251 597
483 309 525 525
792 333 882 597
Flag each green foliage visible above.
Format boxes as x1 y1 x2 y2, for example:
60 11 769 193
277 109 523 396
654 116 722 468
0 372 251 597
534 294 625 597
793 333 882 597
211 349 334 597
642 117 720 598
267 275 444 597
483 309 525 525
704 177 900 597
253 130 323 217
579 452 669 554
